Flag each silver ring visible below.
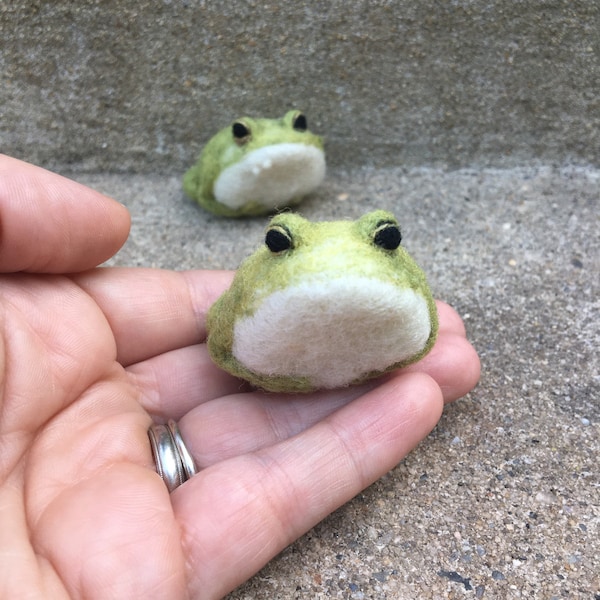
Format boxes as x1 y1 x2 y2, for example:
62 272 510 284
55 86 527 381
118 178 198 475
148 420 198 492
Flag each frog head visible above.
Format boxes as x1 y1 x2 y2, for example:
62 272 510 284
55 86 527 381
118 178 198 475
183 110 325 217
207 210 438 392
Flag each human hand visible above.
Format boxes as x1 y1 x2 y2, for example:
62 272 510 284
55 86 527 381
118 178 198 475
0 155 480 599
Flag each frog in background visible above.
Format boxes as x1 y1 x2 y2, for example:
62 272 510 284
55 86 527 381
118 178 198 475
183 110 325 217
207 210 439 392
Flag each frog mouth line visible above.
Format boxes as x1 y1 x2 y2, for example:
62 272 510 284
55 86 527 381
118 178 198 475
231 275 432 389
213 143 325 210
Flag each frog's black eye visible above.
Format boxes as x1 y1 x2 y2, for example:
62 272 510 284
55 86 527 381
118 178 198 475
292 113 307 132
265 225 293 253
373 220 402 250
232 121 251 144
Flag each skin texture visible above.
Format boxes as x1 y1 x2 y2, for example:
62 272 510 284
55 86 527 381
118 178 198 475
0 154 480 599
182 110 325 217
207 211 439 392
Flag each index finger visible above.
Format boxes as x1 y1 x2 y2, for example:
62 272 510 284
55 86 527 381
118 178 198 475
0 155 130 273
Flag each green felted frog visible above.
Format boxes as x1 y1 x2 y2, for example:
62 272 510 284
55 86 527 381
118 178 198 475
183 110 325 217
207 210 438 392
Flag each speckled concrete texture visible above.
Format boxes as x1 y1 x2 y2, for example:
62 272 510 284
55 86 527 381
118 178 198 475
2 0 599 597
73 165 599 599
1 1 599 172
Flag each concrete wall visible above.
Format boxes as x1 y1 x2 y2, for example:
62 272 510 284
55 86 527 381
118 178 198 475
1 0 599 172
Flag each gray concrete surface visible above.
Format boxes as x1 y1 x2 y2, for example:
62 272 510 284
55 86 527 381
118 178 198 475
1 1 599 172
73 165 598 599
2 1 599 597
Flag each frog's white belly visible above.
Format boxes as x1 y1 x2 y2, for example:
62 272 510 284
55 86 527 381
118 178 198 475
214 143 325 209
232 276 432 389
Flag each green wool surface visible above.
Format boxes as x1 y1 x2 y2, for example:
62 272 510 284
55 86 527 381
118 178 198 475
207 210 439 393
183 110 325 217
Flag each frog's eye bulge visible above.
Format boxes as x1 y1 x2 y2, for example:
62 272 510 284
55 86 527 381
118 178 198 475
292 112 308 131
232 121 251 145
207 210 439 393
373 220 402 250
265 225 293 253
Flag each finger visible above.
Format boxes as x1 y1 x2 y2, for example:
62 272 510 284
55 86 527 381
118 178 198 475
172 372 444 599
176 326 475 467
435 299 467 336
179 382 378 467
128 304 476 442
72 268 234 366
0 155 130 273
403 331 481 403
126 344 249 421
403 300 479 402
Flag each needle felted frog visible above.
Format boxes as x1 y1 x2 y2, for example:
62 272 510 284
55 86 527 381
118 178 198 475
207 210 438 393
183 110 325 217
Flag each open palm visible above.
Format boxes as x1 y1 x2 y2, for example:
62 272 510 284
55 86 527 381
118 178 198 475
0 155 480 599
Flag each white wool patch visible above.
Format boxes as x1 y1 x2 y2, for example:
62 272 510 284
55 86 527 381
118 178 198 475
232 276 432 389
213 143 325 209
